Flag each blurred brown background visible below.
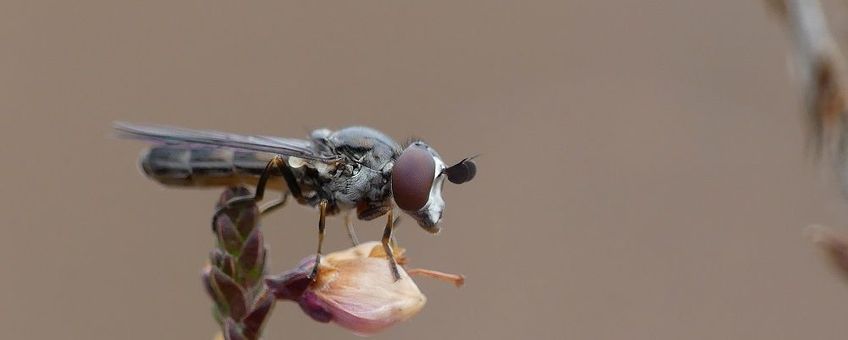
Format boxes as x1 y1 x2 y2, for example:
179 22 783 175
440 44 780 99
4 1 848 339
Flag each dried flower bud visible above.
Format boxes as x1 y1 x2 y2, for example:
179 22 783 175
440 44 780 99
266 242 462 336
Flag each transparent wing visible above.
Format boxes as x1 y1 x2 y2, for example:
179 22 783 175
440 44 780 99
114 122 340 161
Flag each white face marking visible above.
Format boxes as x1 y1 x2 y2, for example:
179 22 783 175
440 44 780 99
418 155 446 228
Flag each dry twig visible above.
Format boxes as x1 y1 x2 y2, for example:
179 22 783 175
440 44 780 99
768 0 847 154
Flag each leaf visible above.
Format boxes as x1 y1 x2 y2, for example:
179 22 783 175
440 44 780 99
238 228 264 277
216 214 243 255
223 318 246 340
210 267 248 321
235 205 259 238
242 292 275 340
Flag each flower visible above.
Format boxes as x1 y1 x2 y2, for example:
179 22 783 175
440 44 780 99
266 241 463 336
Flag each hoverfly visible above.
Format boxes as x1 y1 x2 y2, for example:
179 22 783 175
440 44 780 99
115 122 477 280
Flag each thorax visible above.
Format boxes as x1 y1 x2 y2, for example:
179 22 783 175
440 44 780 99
288 127 401 218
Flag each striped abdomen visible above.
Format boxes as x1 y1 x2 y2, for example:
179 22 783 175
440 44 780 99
141 146 286 189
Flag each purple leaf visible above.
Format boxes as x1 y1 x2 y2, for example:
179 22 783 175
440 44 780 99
242 292 275 339
238 228 264 276
216 214 243 255
210 267 248 321
223 318 246 340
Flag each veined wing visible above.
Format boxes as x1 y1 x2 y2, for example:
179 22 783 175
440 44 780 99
114 122 340 161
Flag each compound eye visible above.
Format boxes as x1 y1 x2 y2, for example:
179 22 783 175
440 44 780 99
392 145 436 211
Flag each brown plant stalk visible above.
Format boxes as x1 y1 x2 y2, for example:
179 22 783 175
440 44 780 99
767 0 847 155
768 1 848 284
204 187 275 340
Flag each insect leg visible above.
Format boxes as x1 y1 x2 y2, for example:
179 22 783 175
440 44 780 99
382 209 402 281
389 215 401 249
308 199 329 280
253 156 303 202
212 155 301 230
259 192 289 215
344 212 360 246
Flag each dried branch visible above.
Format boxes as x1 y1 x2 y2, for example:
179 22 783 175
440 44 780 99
768 0 847 155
